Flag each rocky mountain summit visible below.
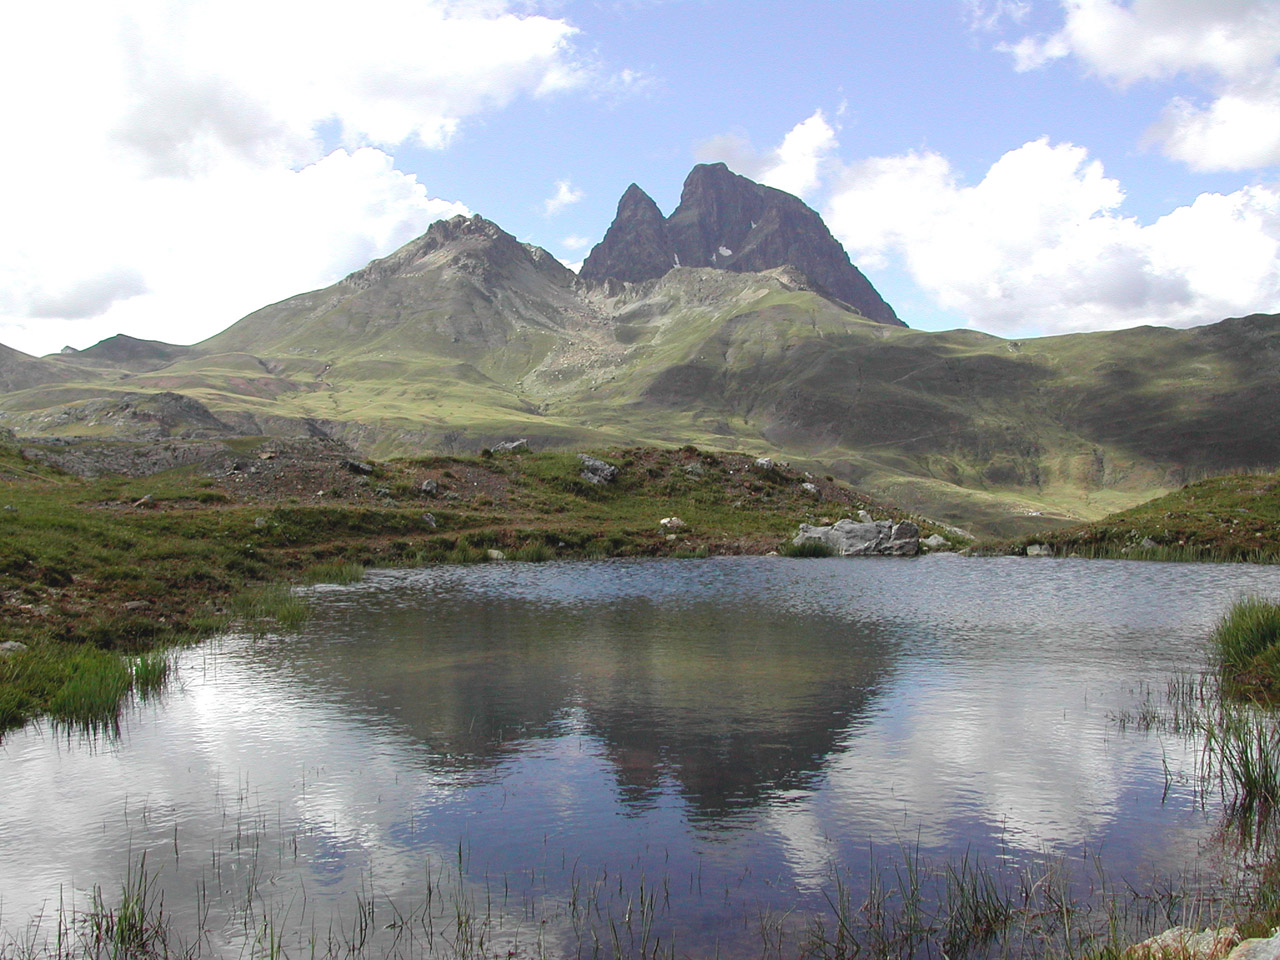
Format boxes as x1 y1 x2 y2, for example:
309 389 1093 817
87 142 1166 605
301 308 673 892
581 163 902 326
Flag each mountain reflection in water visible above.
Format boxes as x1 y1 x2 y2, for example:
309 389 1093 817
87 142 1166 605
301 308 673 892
6 554 1280 957
258 562 900 819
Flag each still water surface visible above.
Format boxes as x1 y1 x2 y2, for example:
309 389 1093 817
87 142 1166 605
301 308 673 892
5 555 1280 956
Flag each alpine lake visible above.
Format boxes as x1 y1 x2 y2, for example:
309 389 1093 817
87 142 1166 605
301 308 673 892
5 553 1280 959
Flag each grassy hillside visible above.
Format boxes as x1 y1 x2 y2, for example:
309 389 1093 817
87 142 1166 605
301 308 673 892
2 214 1276 537
998 470 1280 562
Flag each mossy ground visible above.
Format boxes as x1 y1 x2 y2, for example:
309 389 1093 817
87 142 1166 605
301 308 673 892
0 437 942 735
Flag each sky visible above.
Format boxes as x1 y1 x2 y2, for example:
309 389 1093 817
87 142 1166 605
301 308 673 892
2 0 1279 357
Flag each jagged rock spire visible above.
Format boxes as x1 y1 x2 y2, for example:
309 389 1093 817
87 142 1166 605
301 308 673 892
579 184 676 285
581 164 903 326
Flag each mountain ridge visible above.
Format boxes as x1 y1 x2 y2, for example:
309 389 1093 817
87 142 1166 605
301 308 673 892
1 167 1277 536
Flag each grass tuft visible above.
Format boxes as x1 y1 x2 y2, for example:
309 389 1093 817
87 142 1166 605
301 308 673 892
300 561 366 585
1213 596 1280 683
781 539 835 558
46 646 132 734
446 537 488 565
231 584 309 631
132 652 171 698
511 542 554 563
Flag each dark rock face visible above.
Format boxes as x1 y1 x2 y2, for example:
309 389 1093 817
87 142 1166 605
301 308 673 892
581 163 902 327
579 185 674 284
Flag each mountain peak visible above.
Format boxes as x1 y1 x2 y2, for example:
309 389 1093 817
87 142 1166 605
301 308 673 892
581 165 902 326
342 213 525 290
579 183 674 284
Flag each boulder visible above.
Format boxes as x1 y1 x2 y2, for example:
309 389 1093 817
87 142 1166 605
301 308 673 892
793 518 919 557
1229 930 1280 959
492 439 529 453
0 640 29 658
922 533 949 550
660 516 687 530
1025 543 1054 557
578 454 619 485
1126 926 1240 959
800 482 819 495
421 478 439 496
486 549 506 561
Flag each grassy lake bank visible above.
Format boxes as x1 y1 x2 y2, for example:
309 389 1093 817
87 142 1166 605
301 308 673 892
992 471 1280 564
0 434 948 734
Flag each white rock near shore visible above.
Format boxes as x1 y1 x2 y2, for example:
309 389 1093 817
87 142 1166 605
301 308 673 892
793 519 920 556
1126 926 1280 960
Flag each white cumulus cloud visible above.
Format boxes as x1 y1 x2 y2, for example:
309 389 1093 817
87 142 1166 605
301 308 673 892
0 0 589 355
1002 0 1280 171
825 137 1280 334
0 148 469 355
544 180 586 216
696 109 838 200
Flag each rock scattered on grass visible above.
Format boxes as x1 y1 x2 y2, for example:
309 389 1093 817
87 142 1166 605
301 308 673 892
578 454 619 485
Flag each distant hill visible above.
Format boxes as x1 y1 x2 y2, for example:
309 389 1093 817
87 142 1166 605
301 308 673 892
2 166 1278 536
58 335 196 373
0 342 87 393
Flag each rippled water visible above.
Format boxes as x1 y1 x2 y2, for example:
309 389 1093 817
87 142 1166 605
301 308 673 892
4 555 1280 957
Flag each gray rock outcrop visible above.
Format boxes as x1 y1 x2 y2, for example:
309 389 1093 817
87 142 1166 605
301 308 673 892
578 454 619 485
794 518 919 556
